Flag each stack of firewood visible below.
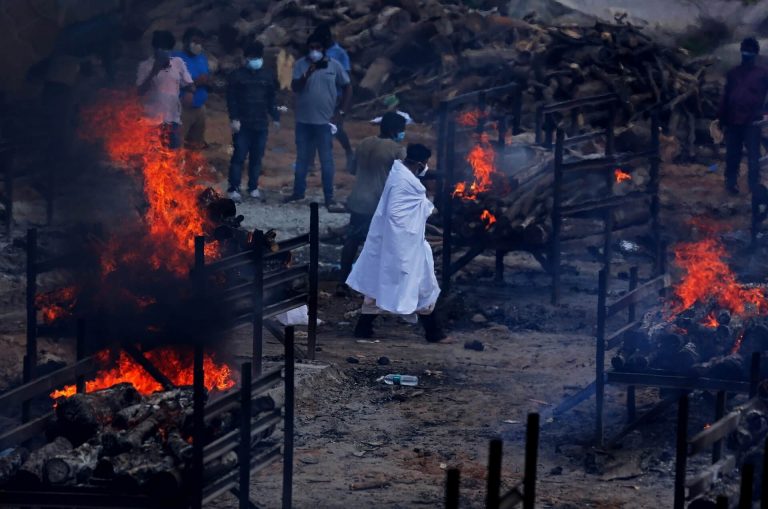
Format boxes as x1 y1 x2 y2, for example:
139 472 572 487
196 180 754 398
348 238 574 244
0 383 280 498
201 0 720 155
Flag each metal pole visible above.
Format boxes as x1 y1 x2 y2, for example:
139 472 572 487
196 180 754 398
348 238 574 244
596 270 608 445
445 468 460 509
76 319 86 394
713 390 726 464
239 362 252 509
24 228 37 422
252 230 264 378
606 102 616 156
627 266 638 422
674 393 689 509
534 105 544 145
441 114 456 293
307 202 319 360
523 413 539 509
718 496 729 509
192 235 205 509
551 129 565 305
485 439 502 509
740 462 755 509
283 326 295 509
192 342 205 509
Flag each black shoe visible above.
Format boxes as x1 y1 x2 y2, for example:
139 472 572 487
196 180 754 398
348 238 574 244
725 183 740 195
284 194 305 203
335 283 350 298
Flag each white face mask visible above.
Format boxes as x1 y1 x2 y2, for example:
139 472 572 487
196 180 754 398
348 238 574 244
418 163 429 177
189 43 203 55
247 58 263 70
308 50 323 62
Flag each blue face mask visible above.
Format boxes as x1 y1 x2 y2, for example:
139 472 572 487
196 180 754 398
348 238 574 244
395 131 405 142
247 58 263 70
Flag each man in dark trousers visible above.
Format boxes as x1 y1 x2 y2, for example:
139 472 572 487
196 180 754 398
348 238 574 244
286 33 351 210
226 42 280 203
337 112 406 296
718 37 768 195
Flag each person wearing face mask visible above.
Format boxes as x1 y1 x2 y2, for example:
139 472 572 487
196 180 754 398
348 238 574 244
337 112 407 296
225 42 281 203
173 28 210 150
718 37 768 195
287 33 351 210
136 30 194 149
346 144 447 343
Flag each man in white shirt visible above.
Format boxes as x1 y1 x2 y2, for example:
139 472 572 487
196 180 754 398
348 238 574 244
346 144 446 342
136 30 194 149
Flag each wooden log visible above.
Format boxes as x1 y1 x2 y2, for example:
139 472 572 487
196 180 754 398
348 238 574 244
119 418 158 451
15 437 73 487
166 430 192 463
55 383 142 445
43 441 101 485
0 447 28 486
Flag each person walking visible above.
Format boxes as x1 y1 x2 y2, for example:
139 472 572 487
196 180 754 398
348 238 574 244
136 30 194 149
173 27 210 150
718 37 768 195
346 144 447 342
286 33 351 210
226 42 281 202
337 112 407 295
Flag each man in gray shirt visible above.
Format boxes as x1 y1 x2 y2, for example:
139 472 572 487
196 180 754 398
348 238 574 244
338 112 406 295
286 32 351 209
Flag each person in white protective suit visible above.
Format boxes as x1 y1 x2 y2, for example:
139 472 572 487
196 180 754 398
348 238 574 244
346 144 447 342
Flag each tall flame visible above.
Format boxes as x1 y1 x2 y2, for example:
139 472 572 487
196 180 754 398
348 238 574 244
50 347 235 400
79 91 218 276
36 286 78 324
453 133 497 200
671 237 767 317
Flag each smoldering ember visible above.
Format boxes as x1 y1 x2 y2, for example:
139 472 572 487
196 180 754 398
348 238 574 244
7 2 768 509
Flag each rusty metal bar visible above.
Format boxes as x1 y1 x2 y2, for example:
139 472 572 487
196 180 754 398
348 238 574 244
596 270 608 445
605 274 672 317
76 319 86 394
445 468 460 509
238 362 252 509
551 129 565 305
486 439 502 509
673 393 689 509
308 202 319 360
24 227 37 422
713 390 726 463
523 413 539 509
283 326 295 509
252 230 264 378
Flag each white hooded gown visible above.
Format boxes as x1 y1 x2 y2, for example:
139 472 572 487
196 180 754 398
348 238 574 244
346 159 441 316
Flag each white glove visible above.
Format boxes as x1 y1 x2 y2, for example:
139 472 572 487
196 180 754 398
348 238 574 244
277 106 288 113
329 123 338 135
230 119 241 133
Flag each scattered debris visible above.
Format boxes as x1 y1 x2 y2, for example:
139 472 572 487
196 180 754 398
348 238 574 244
377 356 391 366
346 357 360 364
471 313 488 324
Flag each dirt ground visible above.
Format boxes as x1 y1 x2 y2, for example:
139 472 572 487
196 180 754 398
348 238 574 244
1 79 766 509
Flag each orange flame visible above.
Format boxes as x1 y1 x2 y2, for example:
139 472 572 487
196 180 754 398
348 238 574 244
671 237 768 317
701 312 719 328
453 133 497 200
457 110 486 127
614 168 632 183
79 91 218 276
480 209 496 230
35 286 78 324
50 347 235 400
731 329 746 355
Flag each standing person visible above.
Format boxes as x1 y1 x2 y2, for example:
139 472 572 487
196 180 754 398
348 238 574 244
337 112 406 296
313 23 354 172
226 42 281 202
346 144 447 342
286 33 351 210
718 37 768 195
173 27 210 150
136 30 194 149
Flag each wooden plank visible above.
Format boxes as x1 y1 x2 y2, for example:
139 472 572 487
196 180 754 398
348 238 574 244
686 455 737 499
561 193 646 217
263 264 308 290
605 320 643 350
542 93 619 114
605 372 751 393
0 357 99 408
498 482 524 509
687 398 759 455
606 274 671 317
204 368 282 420
552 380 597 417
0 413 53 449
264 234 310 259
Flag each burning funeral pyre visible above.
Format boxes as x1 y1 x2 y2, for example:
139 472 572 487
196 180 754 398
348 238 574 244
612 227 768 381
